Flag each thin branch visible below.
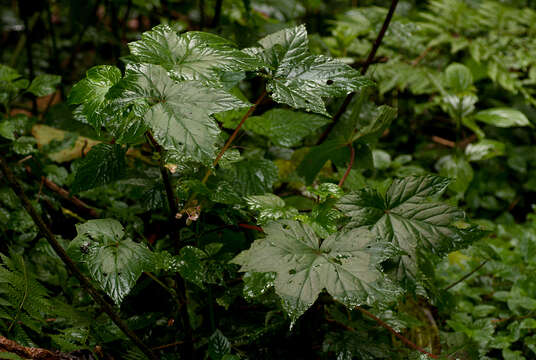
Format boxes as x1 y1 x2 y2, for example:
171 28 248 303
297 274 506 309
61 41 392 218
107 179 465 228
317 0 399 145
432 136 456 148
146 131 179 223
201 90 267 184
145 131 194 359
210 0 224 28
443 260 488 291
0 156 158 360
20 3 37 114
25 166 99 218
338 144 355 188
355 305 439 359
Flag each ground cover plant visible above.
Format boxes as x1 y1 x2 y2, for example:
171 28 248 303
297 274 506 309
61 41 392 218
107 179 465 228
1 0 536 359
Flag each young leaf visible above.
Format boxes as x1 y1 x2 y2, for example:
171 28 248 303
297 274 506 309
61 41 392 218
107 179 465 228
245 109 330 147
71 144 127 193
445 63 473 93
474 108 531 128
68 65 122 131
465 139 505 161
248 25 373 116
67 219 152 305
128 24 262 84
208 329 231 360
111 64 249 163
233 220 397 321
337 175 476 284
245 194 298 224
153 247 206 289
435 154 474 194
26 74 61 97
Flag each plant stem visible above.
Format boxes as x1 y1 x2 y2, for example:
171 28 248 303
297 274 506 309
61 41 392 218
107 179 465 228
338 144 355 188
0 156 158 360
145 131 194 359
317 0 399 145
355 305 439 359
20 4 37 115
210 0 223 28
201 90 267 184
443 259 488 291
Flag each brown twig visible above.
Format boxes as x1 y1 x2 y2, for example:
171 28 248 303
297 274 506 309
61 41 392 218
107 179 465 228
338 144 355 188
317 0 399 145
443 260 488 291
431 136 456 148
25 166 99 218
411 46 432 67
201 90 267 184
355 305 439 359
0 156 158 360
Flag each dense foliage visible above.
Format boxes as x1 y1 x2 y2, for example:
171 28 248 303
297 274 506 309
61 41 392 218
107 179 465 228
1 0 536 359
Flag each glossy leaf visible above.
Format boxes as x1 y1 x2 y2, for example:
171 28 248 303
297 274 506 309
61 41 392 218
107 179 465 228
338 175 475 283
245 109 330 147
249 25 373 115
111 64 248 163
154 247 206 289
68 65 122 131
71 144 127 193
436 155 474 194
128 24 261 84
474 108 531 128
220 158 278 196
465 139 505 161
27 74 61 97
67 219 152 305
233 220 396 321
245 194 298 224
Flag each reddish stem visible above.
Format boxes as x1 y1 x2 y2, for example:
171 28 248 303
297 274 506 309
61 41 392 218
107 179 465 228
356 306 439 359
338 144 355 188
202 90 267 183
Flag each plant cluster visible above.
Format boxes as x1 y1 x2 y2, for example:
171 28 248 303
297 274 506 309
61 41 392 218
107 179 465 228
1 0 536 359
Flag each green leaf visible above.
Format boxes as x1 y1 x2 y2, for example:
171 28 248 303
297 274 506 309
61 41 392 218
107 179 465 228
465 139 505 161
220 158 278 196
474 108 531 128
128 24 261 84
68 219 152 304
112 64 248 163
350 105 397 144
297 138 348 184
338 175 475 284
68 65 122 131
0 65 29 106
208 329 231 360
27 74 61 97
245 194 298 224
445 63 473 93
233 220 396 321
436 155 474 194
245 109 330 147
12 136 37 155
71 144 127 193
250 25 373 116
154 247 206 289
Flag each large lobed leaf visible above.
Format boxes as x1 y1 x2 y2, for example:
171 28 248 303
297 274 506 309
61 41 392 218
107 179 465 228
338 175 479 285
110 63 249 163
128 24 262 84
233 220 398 321
247 25 373 116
